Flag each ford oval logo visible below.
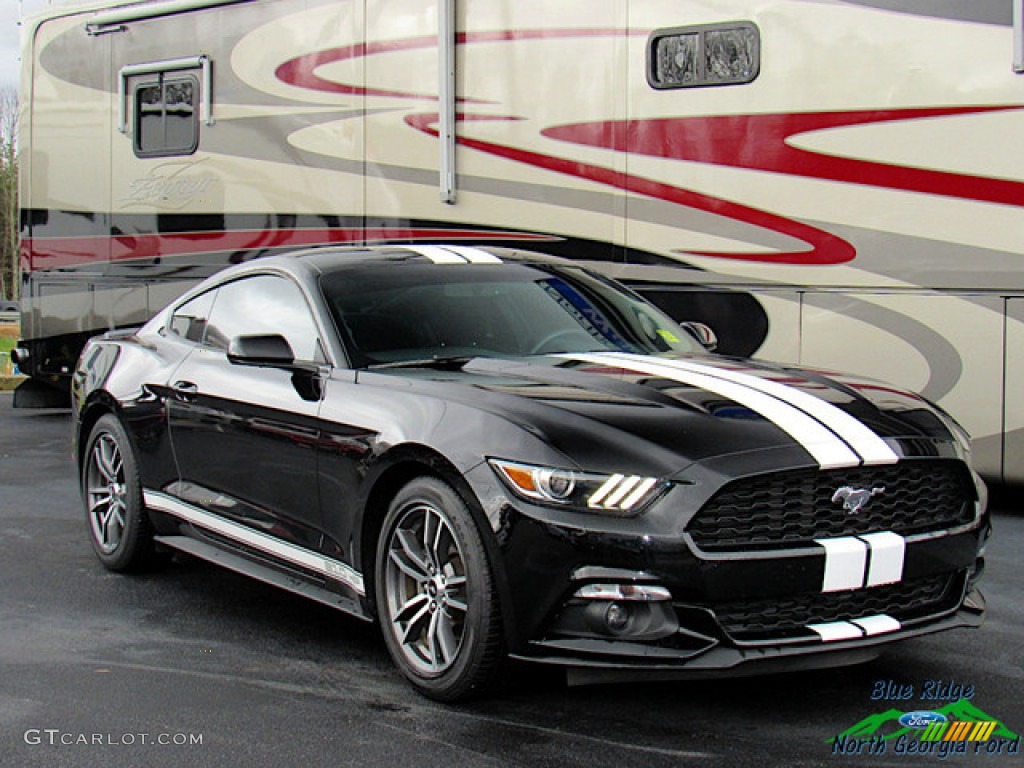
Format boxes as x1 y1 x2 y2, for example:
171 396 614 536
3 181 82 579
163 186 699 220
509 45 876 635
898 711 948 729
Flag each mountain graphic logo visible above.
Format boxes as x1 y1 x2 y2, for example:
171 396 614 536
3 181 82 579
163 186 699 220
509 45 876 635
830 699 1019 743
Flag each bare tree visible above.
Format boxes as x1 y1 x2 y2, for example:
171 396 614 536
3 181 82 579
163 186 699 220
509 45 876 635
0 85 18 302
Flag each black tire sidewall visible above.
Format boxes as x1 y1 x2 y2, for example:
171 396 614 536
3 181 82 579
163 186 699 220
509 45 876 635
82 414 152 571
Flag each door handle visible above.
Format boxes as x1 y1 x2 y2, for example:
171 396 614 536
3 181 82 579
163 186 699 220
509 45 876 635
171 380 199 401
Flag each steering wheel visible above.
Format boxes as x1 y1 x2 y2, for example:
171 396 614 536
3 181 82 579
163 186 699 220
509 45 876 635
528 329 594 355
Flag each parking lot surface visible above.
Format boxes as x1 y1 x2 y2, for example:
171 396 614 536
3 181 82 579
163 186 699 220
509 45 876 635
1 394 1022 767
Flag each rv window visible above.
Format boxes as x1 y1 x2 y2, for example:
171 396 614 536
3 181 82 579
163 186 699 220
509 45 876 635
648 22 760 89
133 75 199 157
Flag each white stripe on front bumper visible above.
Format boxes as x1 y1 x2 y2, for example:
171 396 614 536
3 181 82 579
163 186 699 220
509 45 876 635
807 621 863 642
816 537 869 592
809 614 901 642
852 614 902 636
816 532 907 592
860 531 906 587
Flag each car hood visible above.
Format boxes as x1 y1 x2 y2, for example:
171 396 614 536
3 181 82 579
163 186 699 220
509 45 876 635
360 351 959 476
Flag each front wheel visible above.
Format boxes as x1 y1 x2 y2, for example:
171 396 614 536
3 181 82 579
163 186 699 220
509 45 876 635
82 414 161 572
376 477 504 701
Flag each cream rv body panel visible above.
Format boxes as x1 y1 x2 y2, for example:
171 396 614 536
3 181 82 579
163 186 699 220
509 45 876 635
18 0 1024 481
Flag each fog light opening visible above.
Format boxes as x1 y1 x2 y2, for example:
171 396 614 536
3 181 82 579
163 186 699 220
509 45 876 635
561 597 680 641
605 601 632 633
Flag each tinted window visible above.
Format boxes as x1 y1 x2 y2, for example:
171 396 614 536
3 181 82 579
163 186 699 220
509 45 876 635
320 263 695 366
203 275 324 362
170 289 216 343
134 75 199 157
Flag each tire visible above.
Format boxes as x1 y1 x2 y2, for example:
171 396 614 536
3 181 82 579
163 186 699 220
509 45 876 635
82 414 161 572
376 476 504 702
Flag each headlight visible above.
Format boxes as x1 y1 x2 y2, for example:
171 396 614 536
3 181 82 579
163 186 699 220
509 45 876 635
927 400 972 455
945 415 972 456
489 459 666 515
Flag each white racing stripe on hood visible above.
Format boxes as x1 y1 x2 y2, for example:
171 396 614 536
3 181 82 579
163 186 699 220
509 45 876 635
606 353 898 466
561 352 862 469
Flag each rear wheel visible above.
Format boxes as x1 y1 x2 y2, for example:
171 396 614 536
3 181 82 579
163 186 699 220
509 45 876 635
82 414 161 572
376 477 504 701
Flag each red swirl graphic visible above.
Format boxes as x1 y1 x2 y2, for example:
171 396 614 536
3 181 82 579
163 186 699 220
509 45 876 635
405 112 856 265
277 29 1024 266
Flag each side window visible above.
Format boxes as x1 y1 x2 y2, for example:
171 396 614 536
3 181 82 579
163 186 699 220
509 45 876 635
134 74 199 157
648 22 760 89
169 289 217 343
203 275 324 363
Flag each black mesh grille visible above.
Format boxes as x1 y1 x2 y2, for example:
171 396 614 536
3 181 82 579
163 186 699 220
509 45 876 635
687 460 975 552
709 572 963 642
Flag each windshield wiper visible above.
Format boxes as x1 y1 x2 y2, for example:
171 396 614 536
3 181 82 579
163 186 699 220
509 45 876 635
365 355 478 370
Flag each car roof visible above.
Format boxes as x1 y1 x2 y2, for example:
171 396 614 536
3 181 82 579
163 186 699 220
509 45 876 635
313 244 572 271
251 244 576 277
166 244 585 315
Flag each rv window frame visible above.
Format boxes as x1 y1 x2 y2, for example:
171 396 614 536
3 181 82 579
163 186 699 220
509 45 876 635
647 21 761 90
132 73 201 158
118 55 213 135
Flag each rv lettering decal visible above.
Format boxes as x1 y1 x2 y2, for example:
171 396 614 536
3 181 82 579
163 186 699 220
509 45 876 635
121 160 216 210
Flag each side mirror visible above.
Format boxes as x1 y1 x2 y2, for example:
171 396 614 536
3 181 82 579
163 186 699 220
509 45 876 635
679 321 718 352
227 334 296 368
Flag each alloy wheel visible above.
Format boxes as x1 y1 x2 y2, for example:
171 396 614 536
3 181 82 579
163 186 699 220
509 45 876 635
383 502 470 677
86 432 128 554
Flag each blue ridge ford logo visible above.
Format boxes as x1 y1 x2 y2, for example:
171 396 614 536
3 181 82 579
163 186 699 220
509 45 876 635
899 711 949 730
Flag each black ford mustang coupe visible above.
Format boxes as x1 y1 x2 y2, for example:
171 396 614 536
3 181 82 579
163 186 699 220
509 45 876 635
72 245 988 701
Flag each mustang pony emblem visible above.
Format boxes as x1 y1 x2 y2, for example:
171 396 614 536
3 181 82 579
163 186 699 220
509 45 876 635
832 486 886 514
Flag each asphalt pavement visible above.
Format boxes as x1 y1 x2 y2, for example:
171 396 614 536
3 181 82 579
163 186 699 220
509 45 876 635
1 393 1022 767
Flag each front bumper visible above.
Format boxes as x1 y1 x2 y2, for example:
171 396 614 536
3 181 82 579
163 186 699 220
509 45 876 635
465 461 988 673
517 589 985 674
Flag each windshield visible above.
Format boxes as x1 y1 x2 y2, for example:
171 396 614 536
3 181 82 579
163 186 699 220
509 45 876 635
320 262 696 367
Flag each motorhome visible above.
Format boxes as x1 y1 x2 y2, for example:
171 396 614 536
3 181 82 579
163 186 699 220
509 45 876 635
17 0 1024 481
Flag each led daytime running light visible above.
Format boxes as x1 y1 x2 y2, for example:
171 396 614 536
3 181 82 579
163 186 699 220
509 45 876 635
588 475 658 510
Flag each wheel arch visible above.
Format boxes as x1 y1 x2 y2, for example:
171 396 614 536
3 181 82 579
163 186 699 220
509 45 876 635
76 391 124 471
